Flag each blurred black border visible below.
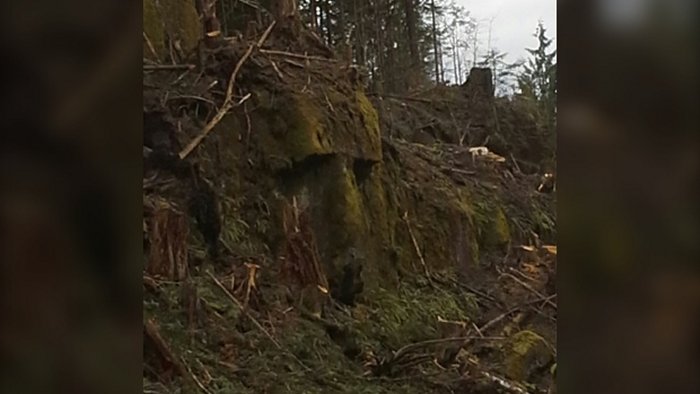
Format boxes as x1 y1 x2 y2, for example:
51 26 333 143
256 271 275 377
1 0 142 392
559 1 700 393
0 0 698 392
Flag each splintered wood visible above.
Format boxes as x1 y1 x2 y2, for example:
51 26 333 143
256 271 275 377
144 319 188 382
146 204 189 280
281 196 329 292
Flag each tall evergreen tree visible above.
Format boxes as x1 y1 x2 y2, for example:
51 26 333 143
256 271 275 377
518 21 557 130
478 48 520 95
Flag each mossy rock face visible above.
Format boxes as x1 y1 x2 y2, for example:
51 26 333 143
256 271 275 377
472 200 511 252
490 207 511 246
142 0 201 61
249 88 391 295
371 141 484 280
277 155 369 301
143 0 165 60
501 330 553 381
355 90 382 161
357 163 399 291
250 91 324 170
280 93 333 162
448 201 480 276
316 157 366 256
254 89 382 169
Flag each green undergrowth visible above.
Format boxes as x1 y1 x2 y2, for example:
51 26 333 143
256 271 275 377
144 270 481 393
355 279 479 351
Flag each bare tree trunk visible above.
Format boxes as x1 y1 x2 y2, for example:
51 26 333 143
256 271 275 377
375 0 385 93
472 25 479 68
439 41 445 83
385 6 397 92
431 0 440 83
338 0 345 42
310 0 317 30
403 0 419 71
452 32 458 84
219 0 228 36
457 43 463 84
353 0 365 65
318 0 326 38
323 1 332 44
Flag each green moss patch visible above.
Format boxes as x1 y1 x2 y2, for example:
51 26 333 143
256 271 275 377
355 90 382 160
143 0 165 60
356 281 478 351
501 330 554 382
472 200 511 252
281 93 332 161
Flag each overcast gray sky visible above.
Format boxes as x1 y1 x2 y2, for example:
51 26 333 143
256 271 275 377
456 0 556 64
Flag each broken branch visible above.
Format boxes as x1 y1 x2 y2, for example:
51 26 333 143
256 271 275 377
207 270 312 372
393 336 505 361
402 211 431 281
259 49 338 62
179 21 276 159
144 318 188 378
144 64 196 71
181 356 213 394
503 269 557 309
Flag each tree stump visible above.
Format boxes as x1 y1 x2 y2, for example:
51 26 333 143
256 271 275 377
463 67 494 100
462 67 495 130
146 203 189 280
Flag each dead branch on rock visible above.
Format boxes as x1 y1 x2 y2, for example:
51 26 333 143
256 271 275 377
179 21 276 159
260 49 339 62
393 336 505 361
440 166 476 176
144 319 188 380
429 275 501 307
372 335 505 377
503 269 557 309
368 92 457 104
481 371 530 394
208 271 281 347
143 275 160 293
478 293 557 334
270 59 285 79
143 32 158 59
207 271 313 372
181 356 213 394
281 58 306 68
167 95 217 107
402 211 432 282
478 307 521 334
144 64 196 71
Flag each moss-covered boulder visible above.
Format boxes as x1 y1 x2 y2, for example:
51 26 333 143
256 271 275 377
143 0 201 61
252 87 382 170
501 330 554 381
355 90 382 159
143 0 165 60
279 93 333 161
472 200 511 251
